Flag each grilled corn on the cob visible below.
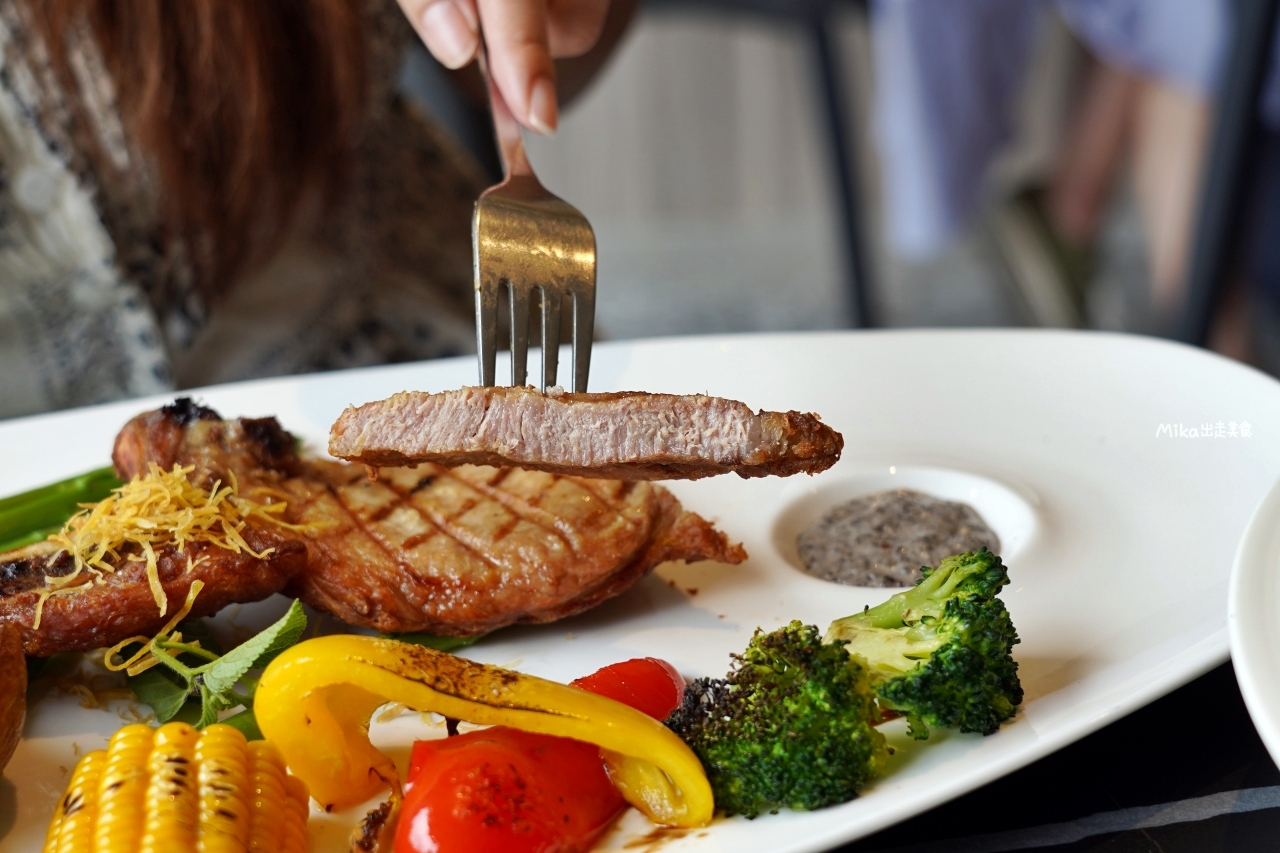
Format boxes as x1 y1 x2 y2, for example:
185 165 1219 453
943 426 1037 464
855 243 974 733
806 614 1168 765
43 722 309 853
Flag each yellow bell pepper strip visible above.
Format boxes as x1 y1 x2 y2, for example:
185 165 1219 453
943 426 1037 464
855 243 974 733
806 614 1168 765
254 634 713 827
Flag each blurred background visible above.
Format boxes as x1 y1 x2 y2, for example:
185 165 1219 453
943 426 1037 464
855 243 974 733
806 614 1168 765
405 0 1280 370
6 0 1280 419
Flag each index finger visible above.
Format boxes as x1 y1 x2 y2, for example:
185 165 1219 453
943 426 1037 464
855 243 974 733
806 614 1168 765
398 0 480 69
478 0 559 135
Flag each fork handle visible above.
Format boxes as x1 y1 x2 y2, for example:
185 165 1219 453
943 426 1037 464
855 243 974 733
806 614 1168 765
478 44 534 179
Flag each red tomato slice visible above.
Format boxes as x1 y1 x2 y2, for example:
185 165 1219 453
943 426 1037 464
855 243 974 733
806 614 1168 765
397 728 624 853
570 657 685 721
395 657 685 853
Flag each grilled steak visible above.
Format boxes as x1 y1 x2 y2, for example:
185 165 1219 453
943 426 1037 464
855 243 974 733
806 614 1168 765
328 386 843 480
112 400 746 635
0 533 306 658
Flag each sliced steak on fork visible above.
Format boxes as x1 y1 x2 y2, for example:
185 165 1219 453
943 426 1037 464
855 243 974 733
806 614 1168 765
329 386 844 480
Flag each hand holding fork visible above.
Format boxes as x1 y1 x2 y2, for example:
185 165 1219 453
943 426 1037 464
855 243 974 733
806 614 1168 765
471 41 597 393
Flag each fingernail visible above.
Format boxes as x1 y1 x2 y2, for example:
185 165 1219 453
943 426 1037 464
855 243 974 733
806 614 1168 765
421 1 477 69
528 78 558 136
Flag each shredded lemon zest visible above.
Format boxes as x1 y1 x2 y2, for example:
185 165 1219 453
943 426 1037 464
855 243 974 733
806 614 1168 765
101 634 155 674
34 463 301 626
29 581 91 635
117 703 155 725
104 580 205 674
123 632 206 678
375 702 410 723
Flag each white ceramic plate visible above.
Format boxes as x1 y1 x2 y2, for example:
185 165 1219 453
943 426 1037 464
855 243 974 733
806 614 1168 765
1228 473 1280 771
4 329 1279 852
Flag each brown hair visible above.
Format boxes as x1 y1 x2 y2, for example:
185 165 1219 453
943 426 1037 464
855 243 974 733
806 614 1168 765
24 0 368 299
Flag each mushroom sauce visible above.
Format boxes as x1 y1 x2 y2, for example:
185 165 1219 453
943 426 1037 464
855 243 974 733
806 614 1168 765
796 489 999 587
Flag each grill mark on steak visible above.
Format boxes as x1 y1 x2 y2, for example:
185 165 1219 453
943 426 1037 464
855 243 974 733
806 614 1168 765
446 466 590 555
368 503 398 524
354 477 511 575
490 514 522 546
401 530 434 551
439 466 584 553
281 459 645 630
422 485 557 572
104 402 747 636
321 474 470 584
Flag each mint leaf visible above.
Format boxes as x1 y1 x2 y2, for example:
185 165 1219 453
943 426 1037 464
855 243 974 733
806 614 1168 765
198 684 221 728
381 631 484 652
203 600 307 696
131 668 192 723
198 683 238 729
242 600 308 669
170 699 203 727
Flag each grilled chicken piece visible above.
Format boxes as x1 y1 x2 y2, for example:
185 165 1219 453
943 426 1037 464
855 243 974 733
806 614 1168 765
0 399 308 657
113 400 746 636
328 386 843 480
0 533 307 658
0 623 23 774
112 397 299 487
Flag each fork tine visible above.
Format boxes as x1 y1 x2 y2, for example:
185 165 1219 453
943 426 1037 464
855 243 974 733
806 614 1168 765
509 282 531 387
475 273 499 387
540 287 562 391
572 283 595 394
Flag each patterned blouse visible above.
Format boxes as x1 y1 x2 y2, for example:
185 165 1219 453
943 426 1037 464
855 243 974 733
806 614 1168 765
0 1 482 420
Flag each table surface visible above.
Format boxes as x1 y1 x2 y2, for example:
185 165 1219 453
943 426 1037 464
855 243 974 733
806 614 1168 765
839 662 1279 853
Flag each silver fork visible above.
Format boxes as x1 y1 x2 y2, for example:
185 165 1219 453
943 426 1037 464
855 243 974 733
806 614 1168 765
473 48 596 393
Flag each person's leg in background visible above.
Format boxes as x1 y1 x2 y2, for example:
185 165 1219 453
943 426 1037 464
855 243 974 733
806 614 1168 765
1002 0 1223 337
1129 76 1214 319
1044 57 1135 256
1046 61 1215 332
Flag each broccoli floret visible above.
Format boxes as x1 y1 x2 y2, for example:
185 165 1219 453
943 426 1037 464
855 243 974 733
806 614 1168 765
825 549 1022 739
665 621 887 818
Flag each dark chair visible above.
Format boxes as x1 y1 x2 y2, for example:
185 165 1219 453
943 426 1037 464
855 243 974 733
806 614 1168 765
646 0 875 328
1177 0 1280 345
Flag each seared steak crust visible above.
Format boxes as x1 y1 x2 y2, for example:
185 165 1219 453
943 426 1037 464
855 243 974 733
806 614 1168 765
328 386 844 480
112 402 746 636
0 532 306 657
